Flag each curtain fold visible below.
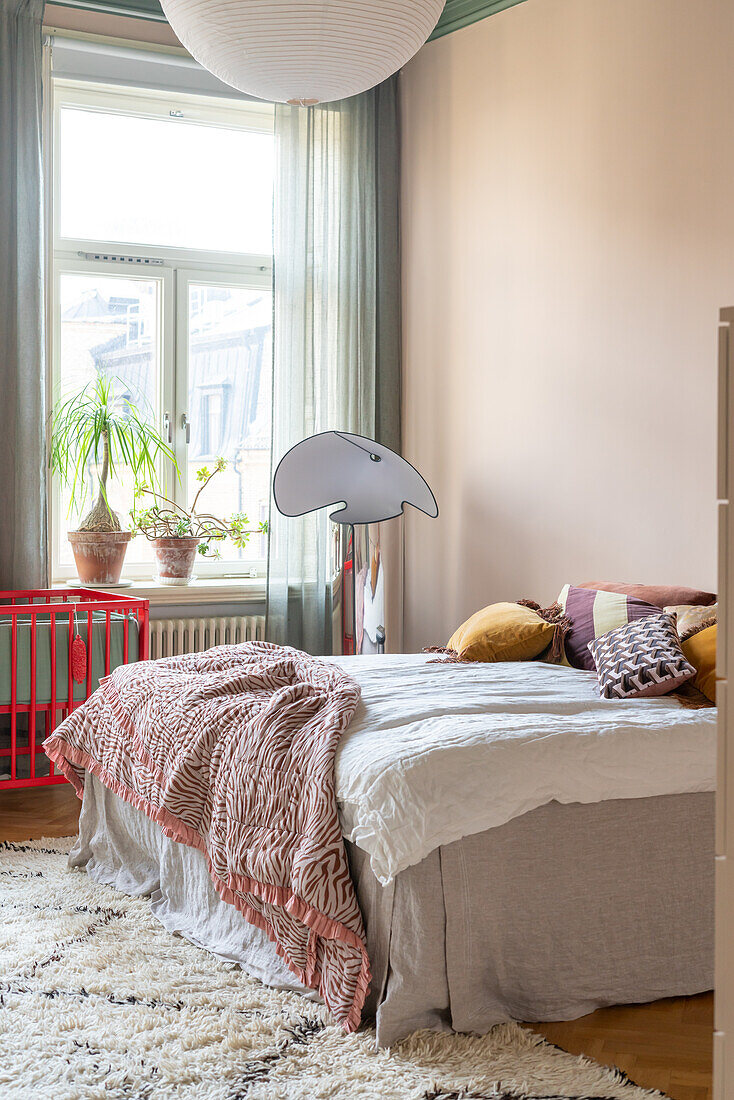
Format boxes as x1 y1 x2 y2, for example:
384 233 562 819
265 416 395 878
0 0 47 590
266 77 401 654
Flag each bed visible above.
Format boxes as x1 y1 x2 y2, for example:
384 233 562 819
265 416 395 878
67 653 716 1046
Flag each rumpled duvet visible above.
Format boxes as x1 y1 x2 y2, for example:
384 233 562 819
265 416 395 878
43 641 369 1031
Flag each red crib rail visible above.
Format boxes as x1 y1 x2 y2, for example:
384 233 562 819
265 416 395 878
0 588 149 791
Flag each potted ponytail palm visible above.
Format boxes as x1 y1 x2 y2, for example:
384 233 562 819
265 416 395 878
50 376 177 585
131 457 267 585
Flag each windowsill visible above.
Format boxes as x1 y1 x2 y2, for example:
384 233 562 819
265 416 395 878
52 577 266 606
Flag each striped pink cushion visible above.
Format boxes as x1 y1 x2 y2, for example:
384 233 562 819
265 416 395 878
558 584 660 671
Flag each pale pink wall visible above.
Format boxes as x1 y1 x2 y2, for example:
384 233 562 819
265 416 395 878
400 0 734 651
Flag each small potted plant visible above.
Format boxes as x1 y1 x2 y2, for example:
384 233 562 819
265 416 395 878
131 457 267 585
50 376 177 585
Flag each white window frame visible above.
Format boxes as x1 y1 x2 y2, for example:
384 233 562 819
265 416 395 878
49 76 274 583
174 266 272 577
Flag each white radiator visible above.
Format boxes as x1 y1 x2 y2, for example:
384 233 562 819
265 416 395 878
149 615 266 659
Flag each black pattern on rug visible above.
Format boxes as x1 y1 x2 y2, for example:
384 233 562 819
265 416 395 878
228 1019 327 1099
0 838 670 1100
427 1092 654 1100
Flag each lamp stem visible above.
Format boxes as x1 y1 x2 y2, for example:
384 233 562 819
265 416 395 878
350 523 357 655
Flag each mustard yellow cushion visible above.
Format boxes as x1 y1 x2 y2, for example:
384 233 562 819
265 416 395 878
448 602 555 663
681 624 717 703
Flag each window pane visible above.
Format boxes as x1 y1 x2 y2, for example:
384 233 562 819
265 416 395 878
58 106 274 255
56 272 162 568
187 283 272 565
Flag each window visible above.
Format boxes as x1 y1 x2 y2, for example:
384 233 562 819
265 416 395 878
57 102 273 254
50 79 274 580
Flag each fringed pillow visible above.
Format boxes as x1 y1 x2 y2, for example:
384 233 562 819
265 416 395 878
588 612 695 699
665 603 717 641
443 602 558 663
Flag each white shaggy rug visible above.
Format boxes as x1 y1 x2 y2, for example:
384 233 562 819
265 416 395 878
0 837 668 1100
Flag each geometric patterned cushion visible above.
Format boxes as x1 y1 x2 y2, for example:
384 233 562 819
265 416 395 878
557 584 661 671
587 612 696 699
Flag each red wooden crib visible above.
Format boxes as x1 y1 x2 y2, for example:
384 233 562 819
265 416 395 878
0 589 149 790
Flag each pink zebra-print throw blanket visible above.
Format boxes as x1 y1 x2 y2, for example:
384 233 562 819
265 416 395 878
43 641 369 1031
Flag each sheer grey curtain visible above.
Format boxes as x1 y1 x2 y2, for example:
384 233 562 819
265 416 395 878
266 77 401 653
0 0 47 589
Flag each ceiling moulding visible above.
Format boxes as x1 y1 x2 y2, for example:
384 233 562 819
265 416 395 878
429 0 527 39
45 0 530 41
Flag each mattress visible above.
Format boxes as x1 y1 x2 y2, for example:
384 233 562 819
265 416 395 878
327 653 717 883
0 611 139 706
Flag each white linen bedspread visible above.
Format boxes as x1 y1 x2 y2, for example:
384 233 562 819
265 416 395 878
329 654 716 884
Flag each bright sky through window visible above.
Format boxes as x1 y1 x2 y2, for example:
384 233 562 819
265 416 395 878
58 106 274 254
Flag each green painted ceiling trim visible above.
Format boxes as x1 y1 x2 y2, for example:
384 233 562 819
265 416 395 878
47 0 527 37
429 0 527 39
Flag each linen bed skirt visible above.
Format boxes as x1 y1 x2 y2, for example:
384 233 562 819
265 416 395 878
70 774 714 1047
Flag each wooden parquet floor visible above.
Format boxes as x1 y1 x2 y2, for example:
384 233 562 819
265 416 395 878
0 781 81 840
531 995 713 1099
0 783 714 1099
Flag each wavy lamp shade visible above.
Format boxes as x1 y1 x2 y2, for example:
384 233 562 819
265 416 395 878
273 431 438 526
158 0 445 104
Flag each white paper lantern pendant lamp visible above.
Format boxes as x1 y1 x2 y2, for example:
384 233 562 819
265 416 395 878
159 0 445 105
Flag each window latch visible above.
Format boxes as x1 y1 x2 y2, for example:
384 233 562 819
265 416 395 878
181 413 191 444
163 411 172 444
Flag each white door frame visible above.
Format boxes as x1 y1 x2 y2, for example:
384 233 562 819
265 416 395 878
715 306 734 1098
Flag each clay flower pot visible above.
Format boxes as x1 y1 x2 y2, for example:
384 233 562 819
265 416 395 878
68 530 132 585
153 537 200 586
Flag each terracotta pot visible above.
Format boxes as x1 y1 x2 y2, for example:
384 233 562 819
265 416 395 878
153 537 200 586
68 530 132 585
